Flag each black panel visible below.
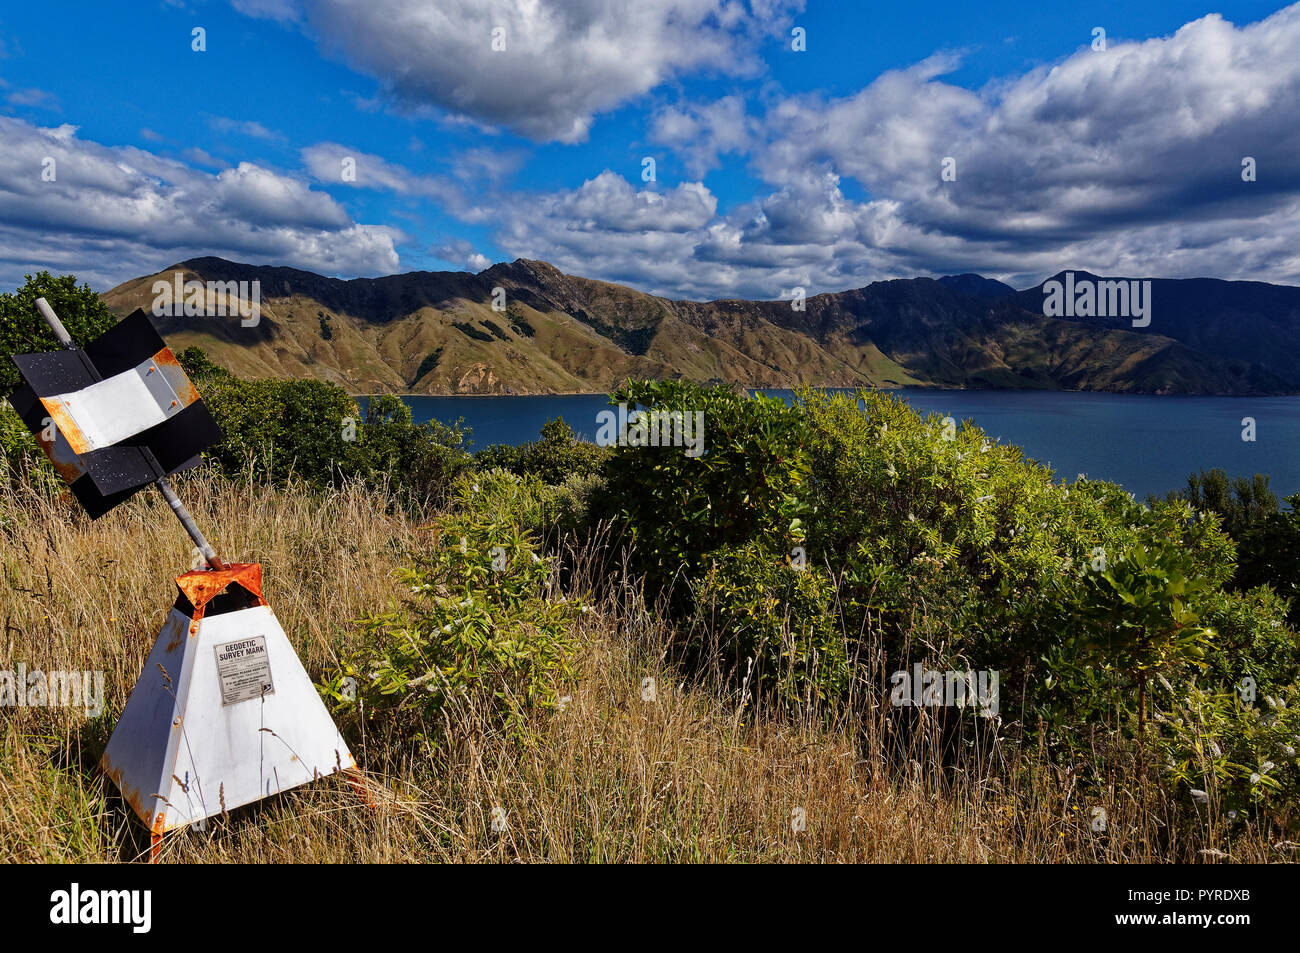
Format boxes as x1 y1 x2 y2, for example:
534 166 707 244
7 383 48 434
6 311 221 520
125 401 224 475
83 308 165 377
81 445 160 496
69 472 149 520
9 350 98 396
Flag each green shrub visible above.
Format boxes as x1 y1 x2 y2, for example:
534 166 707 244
1235 496 1300 628
1159 680 1300 823
694 541 849 707
1067 532 1217 730
0 400 52 488
0 272 118 392
183 350 472 507
325 472 581 743
796 390 1247 711
474 417 608 486
1162 468 1279 542
591 383 1294 746
598 380 811 595
195 375 367 486
452 467 605 544
0 274 123 491
1163 470 1300 629
1198 587 1300 699
360 393 474 508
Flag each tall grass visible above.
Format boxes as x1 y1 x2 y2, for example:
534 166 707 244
0 469 1281 862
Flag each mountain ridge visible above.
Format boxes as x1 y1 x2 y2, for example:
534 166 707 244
98 258 1300 396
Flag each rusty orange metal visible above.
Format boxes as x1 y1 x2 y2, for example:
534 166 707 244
33 428 86 485
150 346 201 407
344 768 379 812
100 758 163 835
174 563 266 624
38 396 93 456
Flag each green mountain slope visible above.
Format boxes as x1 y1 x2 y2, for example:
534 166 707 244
98 257 1299 395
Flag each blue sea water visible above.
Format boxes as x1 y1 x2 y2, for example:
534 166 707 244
362 389 1300 501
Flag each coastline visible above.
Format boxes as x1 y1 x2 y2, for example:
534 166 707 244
350 385 1300 400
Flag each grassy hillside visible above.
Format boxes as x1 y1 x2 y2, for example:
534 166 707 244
4 273 1297 863
98 258 1297 396
0 471 1287 863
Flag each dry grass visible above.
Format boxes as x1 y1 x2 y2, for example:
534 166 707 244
0 470 1285 863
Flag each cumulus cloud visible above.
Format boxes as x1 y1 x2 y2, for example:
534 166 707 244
650 95 756 177
493 173 742 298
495 7 1300 296
0 116 400 289
432 237 491 272
240 0 803 143
10 5 1300 303
300 142 490 221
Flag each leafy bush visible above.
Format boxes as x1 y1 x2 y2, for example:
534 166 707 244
0 272 118 392
196 374 372 486
1197 587 1300 699
1159 680 1300 824
796 390 1247 710
0 400 48 486
598 380 811 596
0 274 125 490
474 417 608 486
1067 533 1216 730
181 349 473 507
324 472 581 743
694 541 849 707
1163 469 1300 628
359 393 474 508
1162 468 1278 542
591 383 1298 756
1235 496 1300 628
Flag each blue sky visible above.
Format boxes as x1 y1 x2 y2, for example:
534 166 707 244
1 0 1297 298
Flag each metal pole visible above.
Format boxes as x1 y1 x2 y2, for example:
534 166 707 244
156 476 225 570
35 297 74 347
32 297 226 570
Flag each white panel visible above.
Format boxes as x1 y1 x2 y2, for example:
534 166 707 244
100 610 196 829
162 605 355 827
102 605 356 832
49 356 182 451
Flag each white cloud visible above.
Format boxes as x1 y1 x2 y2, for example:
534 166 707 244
5 85 60 110
10 5 1300 304
432 237 491 272
496 7 1300 296
301 142 490 222
241 0 803 143
0 116 400 290
650 95 755 177
231 0 301 21
742 10 1300 284
208 116 284 142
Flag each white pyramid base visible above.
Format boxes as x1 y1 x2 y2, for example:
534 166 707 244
102 603 356 833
